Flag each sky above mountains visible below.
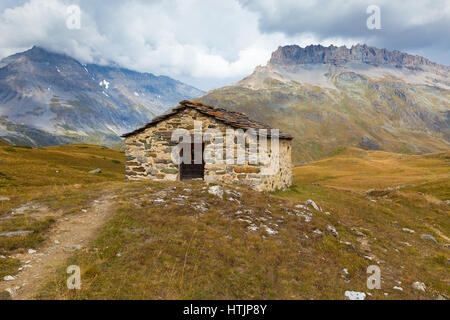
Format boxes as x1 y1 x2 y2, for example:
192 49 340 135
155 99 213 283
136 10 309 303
0 0 449 90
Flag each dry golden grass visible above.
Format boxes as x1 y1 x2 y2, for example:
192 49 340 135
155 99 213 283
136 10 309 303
294 147 450 196
1 145 449 300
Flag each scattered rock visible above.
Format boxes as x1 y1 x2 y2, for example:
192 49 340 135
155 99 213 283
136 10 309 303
116 253 122 257
208 185 223 199
412 281 426 292
81 209 87 213
306 199 322 212
263 225 278 235
343 268 349 275
54 240 60 244
327 225 338 237
344 291 366 300
225 189 242 197
0 230 33 238
28 249 36 254
153 198 166 204
393 286 403 291
313 229 322 235
420 234 437 243
3 275 15 281
89 168 102 174
18 264 32 271
402 228 415 234
0 197 10 201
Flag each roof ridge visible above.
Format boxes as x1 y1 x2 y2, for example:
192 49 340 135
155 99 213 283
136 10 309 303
122 100 293 139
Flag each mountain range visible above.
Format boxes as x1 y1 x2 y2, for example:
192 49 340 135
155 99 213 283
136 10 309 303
199 44 450 162
0 46 203 146
0 44 449 162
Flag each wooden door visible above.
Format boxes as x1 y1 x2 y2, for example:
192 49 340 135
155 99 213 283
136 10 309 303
180 143 204 180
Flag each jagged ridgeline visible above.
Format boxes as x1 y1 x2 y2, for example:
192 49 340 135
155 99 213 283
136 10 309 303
199 44 450 163
0 46 204 147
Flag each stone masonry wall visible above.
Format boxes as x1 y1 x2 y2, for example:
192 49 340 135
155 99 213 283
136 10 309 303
124 108 292 191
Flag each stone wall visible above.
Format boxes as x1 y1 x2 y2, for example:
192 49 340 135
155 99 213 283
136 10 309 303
124 108 292 191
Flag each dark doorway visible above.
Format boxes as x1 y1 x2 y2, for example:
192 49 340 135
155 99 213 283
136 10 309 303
180 143 205 180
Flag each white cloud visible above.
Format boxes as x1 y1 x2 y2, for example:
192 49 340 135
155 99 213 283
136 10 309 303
0 0 448 90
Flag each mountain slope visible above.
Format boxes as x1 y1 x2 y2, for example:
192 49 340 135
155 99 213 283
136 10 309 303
199 44 450 163
0 46 204 146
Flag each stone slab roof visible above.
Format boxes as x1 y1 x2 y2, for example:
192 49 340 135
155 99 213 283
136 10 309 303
122 100 293 139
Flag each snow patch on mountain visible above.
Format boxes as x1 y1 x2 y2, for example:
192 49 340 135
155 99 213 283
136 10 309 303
99 79 110 89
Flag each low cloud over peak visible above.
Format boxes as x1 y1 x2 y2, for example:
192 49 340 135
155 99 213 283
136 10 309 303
1 0 448 90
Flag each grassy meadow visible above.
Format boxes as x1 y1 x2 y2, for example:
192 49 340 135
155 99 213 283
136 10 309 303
0 144 448 299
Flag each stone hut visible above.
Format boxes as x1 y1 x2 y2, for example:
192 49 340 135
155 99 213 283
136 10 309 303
121 100 293 191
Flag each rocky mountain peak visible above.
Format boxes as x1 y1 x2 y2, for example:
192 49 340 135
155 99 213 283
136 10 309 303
269 44 446 71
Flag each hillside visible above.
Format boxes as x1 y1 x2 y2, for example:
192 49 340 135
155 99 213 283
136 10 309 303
199 44 450 163
0 46 203 147
0 145 448 299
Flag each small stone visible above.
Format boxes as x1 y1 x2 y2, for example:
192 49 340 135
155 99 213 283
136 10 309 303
313 229 322 235
345 291 366 300
393 286 403 291
3 275 15 281
411 281 426 292
263 225 278 235
343 268 349 275
4 288 16 298
116 253 122 257
306 199 322 212
0 230 34 237
420 234 437 243
208 185 223 199
327 225 338 237
89 168 102 174
54 240 60 244
28 249 36 254
402 228 415 234
81 209 87 213
0 197 10 201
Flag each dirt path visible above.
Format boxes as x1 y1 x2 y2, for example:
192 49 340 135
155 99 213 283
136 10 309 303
0 193 118 299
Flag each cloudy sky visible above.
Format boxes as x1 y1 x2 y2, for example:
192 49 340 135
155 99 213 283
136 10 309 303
0 0 449 90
